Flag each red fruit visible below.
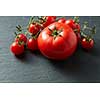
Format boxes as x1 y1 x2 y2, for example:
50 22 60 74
65 19 81 33
74 23 81 33
51 16 56 19
76 33 81 43
38 22 77 60
65 19 75 29
15 34 27 43
27 38 38 51
58 18 66 23
52 16 56 19
65 19 81 42
10 42 24 55
81 38 94 50
28 23 41 35
42 16 56 27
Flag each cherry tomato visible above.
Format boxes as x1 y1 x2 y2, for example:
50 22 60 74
27 38 38 51
74 23 81 33
65 19 80 33
52 16 57 19
65 19 76 29
76 33 81 44
10 42 24 55
15 34 27 43
65 19 81 43
38 22 77 60
42 16 56 27
28 23 41 35
58 18 66 23
81 38 94 50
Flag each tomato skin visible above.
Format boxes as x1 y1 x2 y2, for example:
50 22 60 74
43 16 56 27
74 23 81 33
81 38 94 50
28 24 36 33
38 22 77 60
75 24 81 43
50 16 56 20
65 19 81 43
10 42 24 55
76 33 81 43
15 34 27 43
65 19 76 29
28 23 41 35
58 18 66 23
65 19 80 33
27 38 38 51
52 16 56 19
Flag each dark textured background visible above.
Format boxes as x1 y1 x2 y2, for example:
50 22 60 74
0 16 100 83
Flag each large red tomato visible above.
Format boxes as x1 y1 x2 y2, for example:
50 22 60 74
38 22 77 60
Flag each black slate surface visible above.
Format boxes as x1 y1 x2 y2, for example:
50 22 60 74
0 16 100 83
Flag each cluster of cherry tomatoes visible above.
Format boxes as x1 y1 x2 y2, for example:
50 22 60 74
10 16 96 60
10 16 56 55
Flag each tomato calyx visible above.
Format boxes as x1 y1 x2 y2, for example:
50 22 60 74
14 31 27 44
38 16 46 24
83 36 93 43
18 41 24 46
48 27 62 39
14 32 24 45
14 36 24 46
31 31 40 40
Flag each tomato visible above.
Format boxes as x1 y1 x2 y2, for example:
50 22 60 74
65 19 76 29
42 16 56 27
38 22 77 60
52 16 57 19
65 19 80 32
28 23 41 35
74 23 81 33
15 34 27 43
27 38 38 51
76 33 81 44
65 18 81 43
58 18 66 23
81 38 94 50
10 42 24 55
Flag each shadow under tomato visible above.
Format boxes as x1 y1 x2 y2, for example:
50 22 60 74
14 49 44 65
15 52 27 59
47 46 100 83
47 51 81 72
28 50 41 55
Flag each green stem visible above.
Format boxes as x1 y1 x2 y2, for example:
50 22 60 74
27 16 35 29
14 32 17 36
